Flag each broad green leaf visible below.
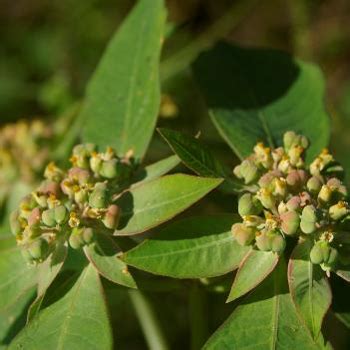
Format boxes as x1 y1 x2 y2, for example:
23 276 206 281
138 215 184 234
336 269 350 282
0 247 37 345
84 233 136 288
158 128 226 178
123 215 249 278
288 240 332 339
81 0 166 158
227 249 279 302
193 43 330 162
131 155 180 187
115 174 223 235
27 244 68 323
10 265 113 350
204 261 330 350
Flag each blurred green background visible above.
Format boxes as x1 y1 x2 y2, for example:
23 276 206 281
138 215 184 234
1 0 350 177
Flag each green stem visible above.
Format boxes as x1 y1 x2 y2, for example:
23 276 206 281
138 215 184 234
189 281 208 350
129 289 169 350
160 0 259 82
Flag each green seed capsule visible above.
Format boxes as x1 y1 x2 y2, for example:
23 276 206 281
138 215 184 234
283 131 297 151
280 211 300 236
238 193 262 217
239 159 259 184
271 235 286 253
82 227 94 244
90 154 102 174
89 183 108 209
255 232 272 251
310 243 324 264
318 185 332 204
27 238 49 261
307 176 322 194
329 201 349 221
100 159 118 179
54 205 68 224
326 247 338 267
231 223 255 246
42 208 56 227
300 205 317 234
69 228 84 249
257 188 276 211
286 196 301 212
102 204 121 230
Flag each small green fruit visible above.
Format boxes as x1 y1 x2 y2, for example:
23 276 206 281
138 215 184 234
310 242 324 264
42 208 56 227
27 238 49 261
271 234 286 253
82 227 94 244
89 183 108 208
280 211 300 235
256 232 271 251
307 176 322 194
239 159 259 184
231 223 255 246
100 159 118 179
69 228 84 249
54 205 68 224
102 204 121 229
238 193 262 217
300 205 317 234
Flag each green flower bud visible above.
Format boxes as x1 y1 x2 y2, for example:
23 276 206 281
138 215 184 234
286 170 307 191
329 201 349 221
256 188 276 211
253 143 273 169
68 167 90 185
42 208 56 227
27 238 49 261
255 232 272 251
286 196 301 212
283 131 297 151
318 185 332 204
280 211 300 235
271 234 286 253
74 188 89 205
239 159 259 184
231 223 255 246
300 205 318 234
272 178 287 198
10 210 22 236
233 164 242 179
82 227 94 244
325 247 338 267
310 242 326 264
102 204 121 230
238 193 262 217
100 159 118 179
89 183 108 209
307 176 322 194
72 144 90 168
54 205 68 224
44 162 64 182
69 228 84 249
90 153 103 174
288 145 304 167
27 207 41 227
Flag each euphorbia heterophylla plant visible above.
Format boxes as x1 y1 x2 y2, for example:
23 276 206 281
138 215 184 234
2 0 350 349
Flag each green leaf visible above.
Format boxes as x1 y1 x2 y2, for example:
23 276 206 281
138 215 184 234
10 265 113 350
123 214 249 278
336 269 350 283
193 43 330 162
81 0 166 158
84 233 136 288
227 249 279 302
115 174 223 235
0 247 37 344
158 128 226 178
204 261 330 350
288 240 332 339
131 155 180 187
27 244 68 323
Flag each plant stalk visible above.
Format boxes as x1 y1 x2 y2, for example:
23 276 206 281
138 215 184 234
129 289 169 350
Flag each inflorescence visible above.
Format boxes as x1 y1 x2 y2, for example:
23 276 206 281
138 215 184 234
10 144 135 264
232 131 350 271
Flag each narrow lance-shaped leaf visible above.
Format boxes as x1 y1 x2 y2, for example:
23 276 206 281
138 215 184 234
10 265 113 350
193 43 330 162
204 260 331 350
227 249 279 302
288 240 332 339
123 215 249 278
115 174 223 235
81 0 166 158
84 233 136 288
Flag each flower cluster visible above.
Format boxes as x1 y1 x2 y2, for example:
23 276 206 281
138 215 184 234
232 131 350 271
0 119 53 188
10 144 135 263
